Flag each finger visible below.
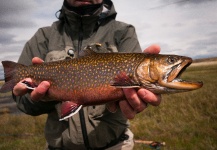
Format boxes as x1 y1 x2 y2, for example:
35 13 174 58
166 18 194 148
32 57 44 65
13 78 32 96
30 81 50 101
119 100 136 119
122 88 147 112
137 88 162 106
143 44 161 54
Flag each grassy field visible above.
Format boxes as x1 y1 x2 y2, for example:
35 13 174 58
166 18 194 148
132 62 217 150
0 62 217 150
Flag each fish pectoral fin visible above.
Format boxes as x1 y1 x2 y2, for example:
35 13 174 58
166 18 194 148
111 72 140 88
59 101 82 121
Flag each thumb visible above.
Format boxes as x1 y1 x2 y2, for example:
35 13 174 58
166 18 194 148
32 57 44 65
143 44 161 54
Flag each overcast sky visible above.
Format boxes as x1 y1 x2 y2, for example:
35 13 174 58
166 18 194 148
0 0 217 72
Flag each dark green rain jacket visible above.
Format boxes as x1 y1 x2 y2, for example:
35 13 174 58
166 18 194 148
14 0 142 149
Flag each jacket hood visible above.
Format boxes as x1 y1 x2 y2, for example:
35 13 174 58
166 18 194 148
58 0 117 23
57 0 117 41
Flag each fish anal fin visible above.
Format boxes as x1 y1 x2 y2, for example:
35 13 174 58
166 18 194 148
59 101 82 121
111 72 140 88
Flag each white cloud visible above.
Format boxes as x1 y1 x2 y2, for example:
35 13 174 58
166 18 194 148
114 0 217 59
0 0 62 63
0 0 217 64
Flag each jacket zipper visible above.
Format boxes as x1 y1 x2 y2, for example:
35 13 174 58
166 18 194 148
78 17 83 56
77 16 91 150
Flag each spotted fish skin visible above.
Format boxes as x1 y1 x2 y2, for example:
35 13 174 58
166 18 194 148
21 53 146 105
0 45 203 107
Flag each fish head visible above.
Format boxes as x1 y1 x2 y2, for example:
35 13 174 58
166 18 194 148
136 54 203 93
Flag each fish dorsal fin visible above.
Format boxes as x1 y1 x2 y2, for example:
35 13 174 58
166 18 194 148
59 101 82 121
111 72 140 88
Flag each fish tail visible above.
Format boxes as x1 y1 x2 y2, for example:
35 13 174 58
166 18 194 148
0 61 19 93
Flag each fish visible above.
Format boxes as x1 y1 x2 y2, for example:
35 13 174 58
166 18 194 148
0 43 203 120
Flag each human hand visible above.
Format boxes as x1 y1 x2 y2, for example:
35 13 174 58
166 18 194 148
13 57 50 101
107 44 162 119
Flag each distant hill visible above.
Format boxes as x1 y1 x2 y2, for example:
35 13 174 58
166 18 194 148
0 67 3 80
193 57 217 63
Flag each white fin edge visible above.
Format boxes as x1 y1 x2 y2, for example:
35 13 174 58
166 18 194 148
20 82 36 90
112 86 140 88
59 105 83 121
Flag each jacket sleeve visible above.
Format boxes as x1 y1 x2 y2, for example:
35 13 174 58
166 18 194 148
114 22 142 53
13 27 58 116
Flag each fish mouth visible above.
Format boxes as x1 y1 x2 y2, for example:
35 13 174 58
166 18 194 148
161 58 203 90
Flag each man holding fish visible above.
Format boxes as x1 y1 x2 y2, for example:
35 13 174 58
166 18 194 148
11 0 161 149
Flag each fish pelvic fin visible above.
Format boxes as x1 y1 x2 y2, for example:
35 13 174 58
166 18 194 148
59 101 82 121
0 61 20 93
111 72 140 88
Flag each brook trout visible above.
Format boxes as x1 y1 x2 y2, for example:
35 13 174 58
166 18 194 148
0 44 203 120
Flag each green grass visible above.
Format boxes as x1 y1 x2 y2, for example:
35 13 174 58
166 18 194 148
0 63 217 149
0 114 47 150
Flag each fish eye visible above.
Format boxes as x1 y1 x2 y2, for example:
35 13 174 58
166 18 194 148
167 56 177 64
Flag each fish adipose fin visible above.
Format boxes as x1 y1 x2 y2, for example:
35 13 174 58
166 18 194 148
111 72 140 88
0 61 20 93
59 101 82 121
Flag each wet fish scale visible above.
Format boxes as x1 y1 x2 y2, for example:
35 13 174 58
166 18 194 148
0 45 203 120
0 48 203 106
11 53 141 104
